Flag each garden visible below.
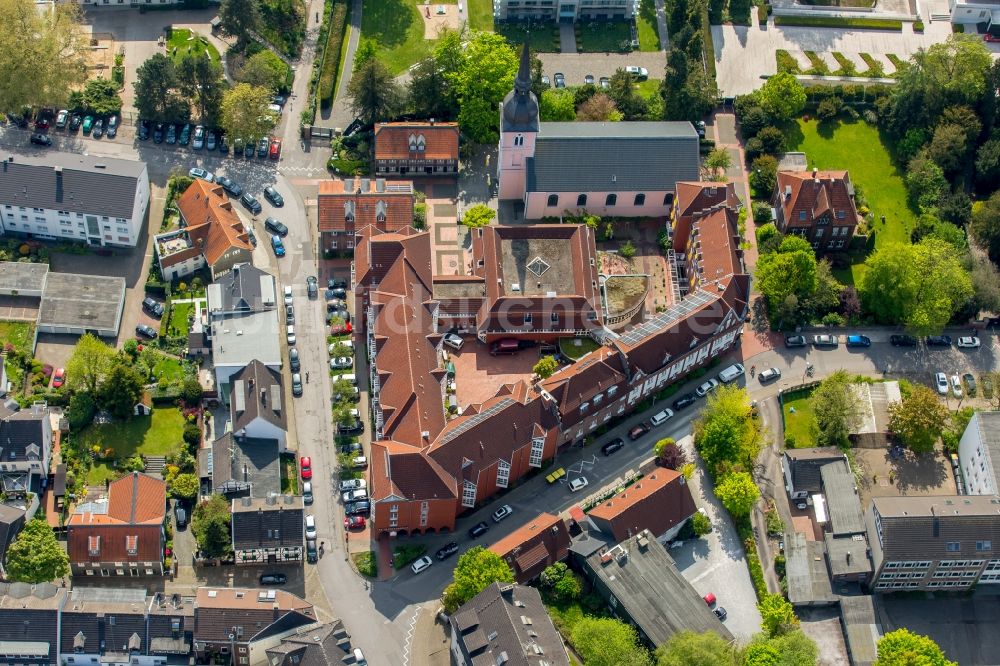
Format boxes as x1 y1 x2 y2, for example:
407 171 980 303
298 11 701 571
780 386 817 448
0 321 34 354
166 28 221 67
78 408 187 484
359 0 437 74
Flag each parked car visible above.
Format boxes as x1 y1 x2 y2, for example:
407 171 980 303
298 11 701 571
206 130 217 151
846 334 871 347
957 336 981 348
759 367 781 383
784 335 807 347
300 456 312 480
142 296 164 317
244 137 256 159
672 393 698 411
351 456 368 469
216 176 242 197
302 480 313 504
234 137 244 155
153 122 164 143
718 363 745 383
263 186 284 207
624 65 649 80
444 332 464 350
695 378 720 397
260 573 287 585
569 476 589 492
468 521 490 539
306 276 318 298
291 373 303 396
179 123 191 146
51 368 66 388
240 193 262 214
890 334 917 347
926 335 953 347
188 167 214 183
306 538 318 563
257 136 269 158
29 133 52 146
411 555 433 575
554 72 565 88
192 125 205 149
599 76 610 88
342 489 368 504
703 593 716 606
286 324 296 345
339 478 367 492
271 235 286 257
813 334 838 347
92 119 104 138
935 372 949 395
628 424 649 441
329 278 348 289
265 217 289 236
269 138 282 159
135 324 158 339
174 504 188 528
55 109 68 129
345 515 366 530
951 374 963 398
584 74 594 85
650 408 674 425
602 438 625 456
492 505 513 523
165 123 177 144
436 542 460 560
69 114 82 132
346 500 370 515
106 115 118 139
218 133 228 153
330 357 353 369
963 373 977 394
138 120 150 140
714 607 727 621
289 348 301 371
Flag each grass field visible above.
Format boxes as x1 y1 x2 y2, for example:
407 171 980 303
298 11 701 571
0 320 34 353
467 0 494 31
152 355 186 383
782 387 817 448
497 23 559 52
166 29 221 66
559 337 602 360
164 302 193 338
80 409 186 484
361 0 439 74
786 119 917 284
637 0 661 51
577 21 634 53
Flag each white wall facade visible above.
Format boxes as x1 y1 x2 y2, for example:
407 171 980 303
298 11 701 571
949 0 997 23
525 189 673 220
958 412 999 496
497 129 536 201
241 418 287 451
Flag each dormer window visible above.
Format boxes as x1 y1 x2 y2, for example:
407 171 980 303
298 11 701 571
126 535 138 556
344 201 355 222
376 200 387 223
408 133 418 151
88 535 101 556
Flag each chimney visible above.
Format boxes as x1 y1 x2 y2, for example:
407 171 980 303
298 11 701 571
430 118 436 125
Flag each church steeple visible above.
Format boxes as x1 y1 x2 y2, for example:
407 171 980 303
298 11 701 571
501 39 539 133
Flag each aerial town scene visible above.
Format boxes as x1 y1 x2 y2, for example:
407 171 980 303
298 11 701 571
0 0 998 663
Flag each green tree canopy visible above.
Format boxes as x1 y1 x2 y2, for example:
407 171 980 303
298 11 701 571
655 630 737 666
810 370 863 447
220 83 276 144
906 151 948 211
441 547 514 612
97 359 145 418
66 334 116 396
176 51 223 122
888 384 951 454
533 356 559 379
539 562 582 602
192 494 232 558
715 471 760 518
577 93 622 121
693 384 762 475
754 235 819 325
462 204 496 229
79 77 123 116
217 0 260 47
170 473 200 500
539 88 576 121
572 617 651 666
859 238 973 335
408 57 457 120
451 32 518 144
758 593 799 637
347 57 403 126
5 519 69 583
971 190 1000 265
753 73 806 122
875 628 956 666
239 49 288 91
705 148 732 181
133 53 188 122
607 68 649 120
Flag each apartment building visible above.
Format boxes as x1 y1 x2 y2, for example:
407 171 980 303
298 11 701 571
958 411 1000 496
0 402 52 498
772 169 859 253
0 152 149 248
317 177 414 252
493 0 639 25
373 121 459 178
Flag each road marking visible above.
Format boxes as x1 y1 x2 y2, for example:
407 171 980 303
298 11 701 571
402 606 419 666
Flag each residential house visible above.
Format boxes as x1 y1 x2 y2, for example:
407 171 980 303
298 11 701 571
587 469 697 543
66 472 167 577
672 181 742 251
449 583 570 666
203 432 281 499
782 447 846 500
0 503 26 578
772 169 859 253
374 121 460 178
60 588 150 665
488 512 571 583
264 620 355 665
154 180 253 281
866 494 1000 592
229 360 287 450
369 439 458 536
0 402 52 498
784 531 837 607
317 177 414 252
0 581 67 665
494 0 639 22
580 531 733 647
192 587 317 664
231 495 304 565
0 151 149 248
958 411 1000 496
206 263 277 319
498 45 699 218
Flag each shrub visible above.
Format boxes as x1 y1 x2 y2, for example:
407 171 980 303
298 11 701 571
691 510 712 536
774 15 903 30
775 50 801 75
618 240 636 259
816 96 843 122
752 201 773 224
318 1 349 109
183 423 202 447
353 551 378 577
821 312 846 327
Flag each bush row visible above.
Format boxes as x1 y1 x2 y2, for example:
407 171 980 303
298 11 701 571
774 15 903 30
318 1 350 110
737 518 769 600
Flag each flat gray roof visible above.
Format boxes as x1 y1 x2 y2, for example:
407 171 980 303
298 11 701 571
825 533 874 578
539 121 698 138
785 532 835 606
0 151 145 221
839 595 878 666
37 272 125 333
821 460 866 536
0 262 48 294
211 310 281 368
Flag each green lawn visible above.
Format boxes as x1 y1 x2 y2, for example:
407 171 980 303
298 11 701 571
637 0 661 50
577 21 633 53
634 78 661 99
497 22 559 52
280 453 299 494
782 387 817 448
166 28 221 67
559 337 601 360
786 119 917 284
79 409 186 484
164 302 193 338
152 355 185 383
361 0 439 74
467 0 495 31
0 320 34 353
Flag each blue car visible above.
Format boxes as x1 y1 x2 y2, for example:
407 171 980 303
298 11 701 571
846 334 871 348
271 235 285 257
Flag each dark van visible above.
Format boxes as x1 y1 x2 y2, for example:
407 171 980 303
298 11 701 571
489 338 519 356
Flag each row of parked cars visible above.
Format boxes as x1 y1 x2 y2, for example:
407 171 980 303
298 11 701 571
141 120 283 160
784 333 981 349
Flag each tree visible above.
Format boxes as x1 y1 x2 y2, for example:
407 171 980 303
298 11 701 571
170 472 200 500
654 438 687 470
181 377 204 405
192 494 232 558
975 138 1000 188
354 38 377 67
816 95 843 122
176 51 224 121
0 0 89 113
539 562 582 601
888 384 950 454
572 617 651 666
662 47 717 122
97 360 145 418
533 356 559 379
607 68 648 120
408 57 457 120
693 385 762 475
217 0 260 47
239 50 288 91
755 222 781 254
450 31 518 144
940 105 982 144
971 191 1000 265
749 155 779 197
715 471 759 518
811 370 863 447
5 519 69 583
768 630 820 666
183 423 202 447
755 126 786 157
937 191 972 228
743 643 781 666
461 204 495 229
220 83 276 144
875 629 956 666
927 123 969 176
754 73 806 122
704 148 732 181
441 547 514 612
431 29 465 114
690 510 712 537
968 253 1000 314
68 391 97 430
655 630 737 666
348 57 403 126
739 105 770 139
81 77 123 115
859 238 973 334
67 334 115 396
754 235 819 324
758 593 799 637
133 53 185 122
539 88 576 121
577 93 622 121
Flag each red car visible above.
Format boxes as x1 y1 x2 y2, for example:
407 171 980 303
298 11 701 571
300 456 312 480
703 592 717 606
344 515 366 530
269 139 282 160
35 119 50 131
330 321 352 336
51 368 66 388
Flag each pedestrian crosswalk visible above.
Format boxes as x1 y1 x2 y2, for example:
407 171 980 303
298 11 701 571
279 165 328 177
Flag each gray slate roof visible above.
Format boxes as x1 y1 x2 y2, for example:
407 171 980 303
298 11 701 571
207 263 276 316
231 360 286 434
231 495 303 550
0 406 49 461
0 151 146 220
784 447 844 495
821 460 866 535
527 122 699 193
451 583 569 666
209 433 280 498
265 621 353 666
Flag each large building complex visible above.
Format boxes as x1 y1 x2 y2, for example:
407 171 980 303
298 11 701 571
493 0 639 24
0 151 149 248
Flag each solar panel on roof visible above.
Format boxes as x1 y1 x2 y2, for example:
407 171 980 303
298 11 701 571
618 290 716 346
439 397 515 444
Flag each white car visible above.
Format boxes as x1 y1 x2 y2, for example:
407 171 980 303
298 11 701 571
284 285 293 306
718 363 745 383
695 378 720 397
650 409 674 426
305 514 316 540
444 332 464 351
330 356 353 369
951 374 963 398
935 372 949 395
286 325 296 346
624 65 649 79
339 478 367 492
759 367 781 383
492 504 513 523
410 555 433 575
188 167 214 183
342 488 368 503
569 476 589 492
957 336 981 349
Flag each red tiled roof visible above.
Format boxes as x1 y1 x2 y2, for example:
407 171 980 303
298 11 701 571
370 440 457 502
489 512 571 583
67 472 166 564
690 206 743 287
175 180 252 267
775 170 858 228
540 346 626 417
374 122 459 161
318 178 414 233
673 182 740 250
587 469 696 542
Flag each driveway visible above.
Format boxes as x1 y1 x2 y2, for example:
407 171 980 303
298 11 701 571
536 52 666 86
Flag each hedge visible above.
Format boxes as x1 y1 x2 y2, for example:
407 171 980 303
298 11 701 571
318 0 349 109
737 518 769 600
773 15 903 30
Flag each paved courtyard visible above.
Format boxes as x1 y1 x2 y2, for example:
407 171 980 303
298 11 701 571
449 341 539 406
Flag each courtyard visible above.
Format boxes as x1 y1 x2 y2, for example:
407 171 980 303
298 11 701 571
78 407 187 484
449 340 539 406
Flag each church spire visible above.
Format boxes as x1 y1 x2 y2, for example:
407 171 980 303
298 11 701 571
501 37 539 133
514 39 532 94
